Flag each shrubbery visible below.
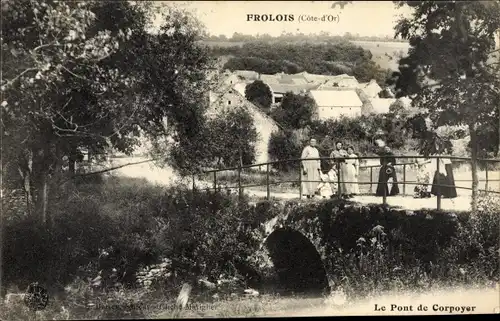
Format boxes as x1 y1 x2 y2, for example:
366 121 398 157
268 130 302 172
268 114 420 172
2 177 498 318
251 194 498 298
1 176 279 294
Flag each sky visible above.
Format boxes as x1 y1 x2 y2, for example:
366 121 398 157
152 1 414 38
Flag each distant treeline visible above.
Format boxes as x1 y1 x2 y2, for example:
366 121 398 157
208 41 392 85
202 32 408 43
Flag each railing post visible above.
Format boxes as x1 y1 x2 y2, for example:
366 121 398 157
266 163 270 200
436 156 441 211
382 170 387 205
192 173 196 191
213 171 217 192
485 160 489 191
238 163 242 200
403 164 406 195
370 166 373 194
299 160 303 199
337 159 341 197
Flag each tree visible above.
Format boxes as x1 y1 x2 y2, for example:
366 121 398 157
245 80 273 110
168 107 258 173
389 1 500 210
207 108 258 168
1 1 212 225
268 130 301 172
271 92 315 129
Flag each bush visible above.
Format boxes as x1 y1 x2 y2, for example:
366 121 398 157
268 130 301 172
245 80 272 110
1 176 280 293
308 113 419 156
271 93 315 130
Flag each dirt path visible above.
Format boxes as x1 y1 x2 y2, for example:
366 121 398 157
261 286 500 317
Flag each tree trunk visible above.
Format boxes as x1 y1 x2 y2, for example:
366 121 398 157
18 166 33 216
69 158 76 175
498 103 500 157
469 124 479 212
68 145 78 175
18 150 34 216
32 168 50 227
33 143 51 227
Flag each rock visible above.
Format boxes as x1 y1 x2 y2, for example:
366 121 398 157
326 288 347 306
151 269 161 274
243 288 259 297
4 293 24 305
176 283 192 309
198 279 217 290
91 275 102 288
143 280 152 287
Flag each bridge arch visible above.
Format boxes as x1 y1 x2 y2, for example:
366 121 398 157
263 227 330 294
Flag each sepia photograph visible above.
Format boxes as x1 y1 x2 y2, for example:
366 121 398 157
1 0 499 319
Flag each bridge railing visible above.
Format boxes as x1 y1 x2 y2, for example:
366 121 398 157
191 155 500 210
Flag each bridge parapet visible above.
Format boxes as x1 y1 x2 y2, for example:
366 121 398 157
248 198 463 294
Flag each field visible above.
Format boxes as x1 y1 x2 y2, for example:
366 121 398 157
351 40 410 70
200 40 410 71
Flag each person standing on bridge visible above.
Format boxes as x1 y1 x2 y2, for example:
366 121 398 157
376 145 400 197
430 143 457 199
345 146 360 197
329 141 349 198
300 138 321 199
413 156 433 198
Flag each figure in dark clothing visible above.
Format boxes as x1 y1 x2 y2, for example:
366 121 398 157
376 146 400 197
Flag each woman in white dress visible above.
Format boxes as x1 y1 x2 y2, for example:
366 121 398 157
300 138 321 199
345 146 360 197
413 156 433 198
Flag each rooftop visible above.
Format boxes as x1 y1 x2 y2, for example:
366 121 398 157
269 83 320 94
309 90 363 107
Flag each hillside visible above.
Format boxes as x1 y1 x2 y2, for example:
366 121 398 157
350 40 409 71
200 40 410 71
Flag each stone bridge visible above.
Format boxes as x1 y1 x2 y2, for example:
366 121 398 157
245 199 461 295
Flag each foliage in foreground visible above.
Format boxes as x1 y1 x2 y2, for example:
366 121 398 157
1 178 498 319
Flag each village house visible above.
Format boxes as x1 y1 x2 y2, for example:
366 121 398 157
266 83 320 104
369 98 397 114
309 89 363 120
320 74 360 88
257 73 320 104
357 79 383 98
206 82 279 167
